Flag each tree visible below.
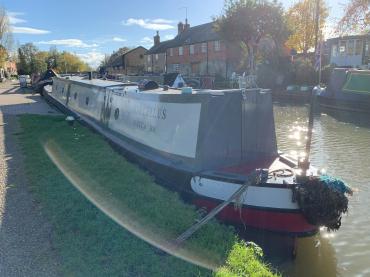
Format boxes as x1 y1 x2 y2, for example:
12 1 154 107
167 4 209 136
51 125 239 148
0 45 7 67
31 51 49 74
17 43 38 75
0 8 9 43
285 0 328 54
215 0 290 76
58 51 90 73
338 0 370 34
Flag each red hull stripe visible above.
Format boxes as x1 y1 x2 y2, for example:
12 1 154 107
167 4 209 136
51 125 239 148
194 198 318 235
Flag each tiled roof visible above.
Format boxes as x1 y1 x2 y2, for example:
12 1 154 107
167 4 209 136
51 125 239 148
107 46 147 67
146 22 220 54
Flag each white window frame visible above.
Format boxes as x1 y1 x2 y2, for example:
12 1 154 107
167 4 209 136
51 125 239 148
339 40 346 55
348 39 355 56
355 39 363 55
147 55 151 62
332 45 338 57
201 42 207 53
189 44 194 55
214 40 220 51
155 54 159 60
179 46 184 56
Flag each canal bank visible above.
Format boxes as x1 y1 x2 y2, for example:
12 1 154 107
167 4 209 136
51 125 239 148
0 82 61 276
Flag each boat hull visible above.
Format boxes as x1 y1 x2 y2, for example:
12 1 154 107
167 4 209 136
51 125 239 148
42 78 318 236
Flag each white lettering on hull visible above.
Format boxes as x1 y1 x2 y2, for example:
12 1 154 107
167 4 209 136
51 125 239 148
108 93 201 158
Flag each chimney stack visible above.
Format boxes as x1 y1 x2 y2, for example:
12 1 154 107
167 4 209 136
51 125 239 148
184 18 190 31
177 21 184 35
154 31 160 46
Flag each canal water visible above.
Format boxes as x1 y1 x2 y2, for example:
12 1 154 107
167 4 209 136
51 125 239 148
272 103 370 277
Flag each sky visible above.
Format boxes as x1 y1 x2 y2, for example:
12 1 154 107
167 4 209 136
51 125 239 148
2 0 346 68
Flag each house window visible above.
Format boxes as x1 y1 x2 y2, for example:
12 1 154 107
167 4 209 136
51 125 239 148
348 40 354 55
366 40 370 56
179 46 183 56
170 48 173 56
332 45 338 57
201 42 207 53
355 39 363 55
174 64 180 72
339 40 346 55
147 55 151 62
189 44 194 55
214 40 221 51
155 54 159 60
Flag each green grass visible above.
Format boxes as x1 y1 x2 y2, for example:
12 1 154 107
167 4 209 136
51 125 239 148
18 114 278 277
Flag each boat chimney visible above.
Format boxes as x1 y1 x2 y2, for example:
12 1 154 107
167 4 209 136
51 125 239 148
154 31 160 46
177 21 184 34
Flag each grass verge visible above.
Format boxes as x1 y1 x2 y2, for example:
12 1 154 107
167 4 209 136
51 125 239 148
18 114 278 276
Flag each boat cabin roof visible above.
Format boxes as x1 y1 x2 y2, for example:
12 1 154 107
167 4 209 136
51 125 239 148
57 76 128 88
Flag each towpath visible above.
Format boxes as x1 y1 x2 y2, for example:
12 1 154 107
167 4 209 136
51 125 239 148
0 82 61 276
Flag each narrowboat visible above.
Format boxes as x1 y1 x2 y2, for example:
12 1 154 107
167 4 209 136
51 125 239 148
42 76 338 237
317 68 370 113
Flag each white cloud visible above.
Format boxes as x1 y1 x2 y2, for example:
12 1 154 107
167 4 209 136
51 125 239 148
122 18 174 30
7 12 26 24
112 36 126 42
76 51 105 68
151 19 173 24
37 39 98 48
164 34 175 40
11 26 50 34
140 37 153 48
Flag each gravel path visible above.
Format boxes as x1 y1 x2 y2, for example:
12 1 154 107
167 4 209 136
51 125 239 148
0 82 61 276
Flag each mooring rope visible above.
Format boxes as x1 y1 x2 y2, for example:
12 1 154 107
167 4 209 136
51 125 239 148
173 170 262 247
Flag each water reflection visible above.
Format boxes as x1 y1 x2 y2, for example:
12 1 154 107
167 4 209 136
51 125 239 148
273 103 370 276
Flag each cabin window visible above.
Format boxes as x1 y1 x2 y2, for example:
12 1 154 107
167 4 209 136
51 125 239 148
169 48 173 56
61 87 64 94
179 46 183 56
348 40 354 55
189 45 194 55
214 40 221 51
201 42 207 53
339 40 346 55
355 39 363 55
114 108 119 120
74 92 77 100
85 97 89 106
140 54 143 59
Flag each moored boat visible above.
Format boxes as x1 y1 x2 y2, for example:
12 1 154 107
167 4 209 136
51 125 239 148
42 76 350 237
317 68 370 113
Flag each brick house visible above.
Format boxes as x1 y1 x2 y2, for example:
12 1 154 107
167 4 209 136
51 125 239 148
145 31 169 74
106 46 147 75
145 21 234 78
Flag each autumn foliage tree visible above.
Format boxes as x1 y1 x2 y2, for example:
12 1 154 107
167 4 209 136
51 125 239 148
17 43 91 75
215 0 289 75
338 0 370 34
285 0 328 54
